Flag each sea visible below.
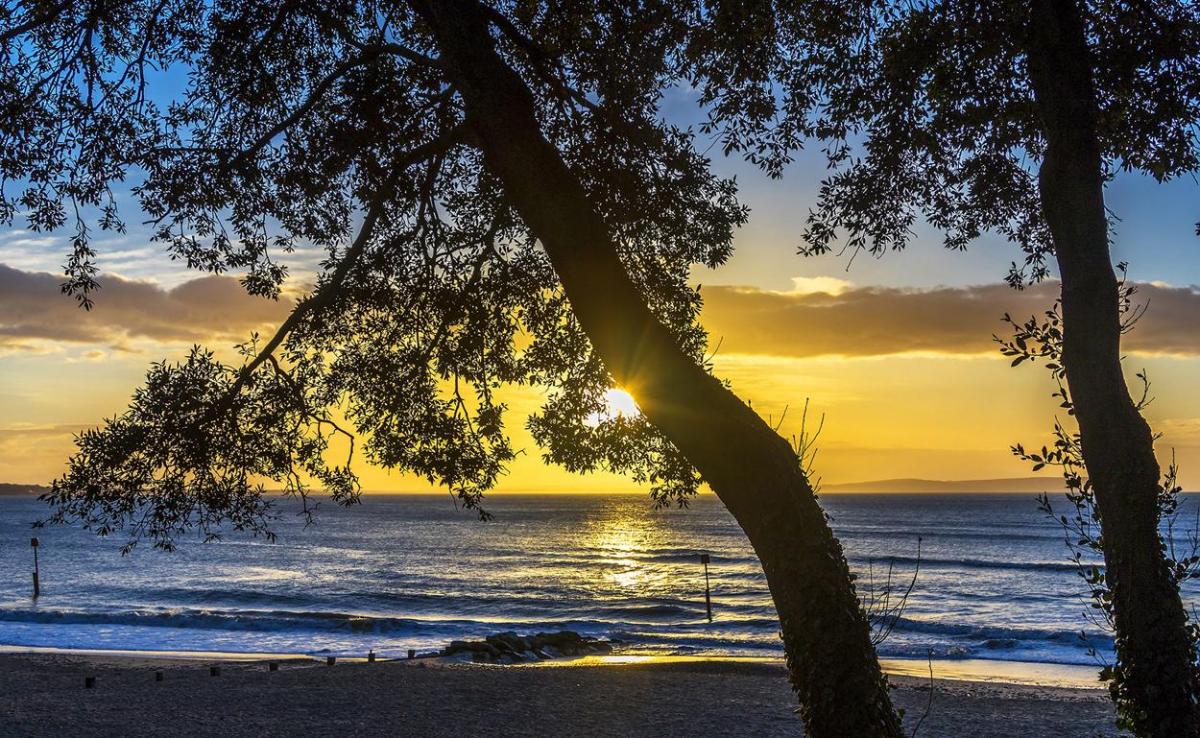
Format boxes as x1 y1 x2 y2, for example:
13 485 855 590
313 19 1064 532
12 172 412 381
2 492 1197 677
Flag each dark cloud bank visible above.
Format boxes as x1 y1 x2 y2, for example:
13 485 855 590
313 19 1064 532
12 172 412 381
0 264 293 349
1 263 1196 358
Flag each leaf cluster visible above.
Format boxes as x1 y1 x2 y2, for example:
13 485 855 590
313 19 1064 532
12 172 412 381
2 1 804 548
1001 273 1200 723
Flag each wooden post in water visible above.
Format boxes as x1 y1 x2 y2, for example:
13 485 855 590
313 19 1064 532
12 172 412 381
367 650 376 663
407 649 416 660
326 656 336 666
30 538 39 599
699 553 713 622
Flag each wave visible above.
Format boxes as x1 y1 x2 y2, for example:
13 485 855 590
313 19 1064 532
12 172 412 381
102 583 778 621
0 607 1108 648
126 587 319 607
601 603 690 617
880 615 1112 649
0 605 772 638
0 608 1115 669
0 607 477 635
850 555 1101 574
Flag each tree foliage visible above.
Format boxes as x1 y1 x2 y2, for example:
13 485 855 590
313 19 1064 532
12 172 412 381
685 0 1200 286
1 0 792 548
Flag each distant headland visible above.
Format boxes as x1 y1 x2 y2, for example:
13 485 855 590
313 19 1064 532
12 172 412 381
0 483 49 496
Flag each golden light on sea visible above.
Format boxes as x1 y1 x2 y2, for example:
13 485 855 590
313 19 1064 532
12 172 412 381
584 501 663 593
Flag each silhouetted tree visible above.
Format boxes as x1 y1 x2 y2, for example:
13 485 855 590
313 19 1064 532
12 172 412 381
699 1 1200 734
0 2 903 735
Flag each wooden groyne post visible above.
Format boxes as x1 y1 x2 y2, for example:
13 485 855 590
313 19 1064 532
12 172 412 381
30 537 40 599
699 553 712 622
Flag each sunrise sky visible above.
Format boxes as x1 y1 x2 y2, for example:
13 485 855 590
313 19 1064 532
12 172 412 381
3 91 1200 491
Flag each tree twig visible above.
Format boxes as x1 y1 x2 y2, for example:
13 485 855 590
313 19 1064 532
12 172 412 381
219 128 464 407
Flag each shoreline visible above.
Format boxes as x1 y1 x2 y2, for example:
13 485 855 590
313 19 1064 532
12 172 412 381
0 642 1103 689
0 650 1120 737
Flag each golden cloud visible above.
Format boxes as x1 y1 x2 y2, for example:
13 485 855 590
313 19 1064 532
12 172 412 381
3 262 1196 361
700 281 1200 357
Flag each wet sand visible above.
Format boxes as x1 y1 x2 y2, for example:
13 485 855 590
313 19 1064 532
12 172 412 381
0 652 1121 737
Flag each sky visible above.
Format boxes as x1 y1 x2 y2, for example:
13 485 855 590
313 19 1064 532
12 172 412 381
3 94 1200 492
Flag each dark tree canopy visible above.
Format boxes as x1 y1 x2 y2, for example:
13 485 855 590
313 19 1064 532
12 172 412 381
1 1 846 549
772 0 1200 283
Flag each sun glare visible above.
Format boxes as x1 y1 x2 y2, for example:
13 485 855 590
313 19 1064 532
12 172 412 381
585 388 642 426
603 388 640 419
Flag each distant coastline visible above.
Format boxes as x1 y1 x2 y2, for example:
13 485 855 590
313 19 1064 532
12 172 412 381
0 480 1069 495
0 483 48 496
822 477 1061 493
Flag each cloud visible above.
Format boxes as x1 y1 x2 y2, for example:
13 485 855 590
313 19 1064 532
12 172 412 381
0 264 294 351
66 349 109 363
781 276 856 296
1155 418 1200 446
3 261 1197 360
701 280 1200 358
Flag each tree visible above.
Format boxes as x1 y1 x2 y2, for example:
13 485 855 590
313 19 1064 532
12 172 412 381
0 2 903 735
722 1 1200 734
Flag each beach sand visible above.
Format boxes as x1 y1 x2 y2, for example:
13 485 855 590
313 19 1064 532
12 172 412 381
0 652 1121 737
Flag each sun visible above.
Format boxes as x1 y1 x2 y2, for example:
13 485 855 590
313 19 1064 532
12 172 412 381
603 388 640 419
585 388 641 426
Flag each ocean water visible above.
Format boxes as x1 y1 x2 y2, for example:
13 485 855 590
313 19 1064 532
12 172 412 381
1 493 1197 669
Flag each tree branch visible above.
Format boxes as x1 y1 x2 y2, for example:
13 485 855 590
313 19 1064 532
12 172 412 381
0 0 70 43
228 48 386 169
222 127 465 403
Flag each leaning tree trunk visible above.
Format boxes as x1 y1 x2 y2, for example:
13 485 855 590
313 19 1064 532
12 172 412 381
411 1 904 735
1026 1 1200 735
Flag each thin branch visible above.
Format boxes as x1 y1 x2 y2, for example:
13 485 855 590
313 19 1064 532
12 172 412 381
909 650 935 738
227 49 387 169
378 42 444 69
0 1 71 43
478 4 661 148
220 128 464 405
418 219 501 365
264 354 357 468
311 5 444 69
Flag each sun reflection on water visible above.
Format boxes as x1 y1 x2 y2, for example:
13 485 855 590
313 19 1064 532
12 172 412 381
583 501 666 594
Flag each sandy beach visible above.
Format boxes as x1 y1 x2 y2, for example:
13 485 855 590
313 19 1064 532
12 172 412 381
0 652 1121 737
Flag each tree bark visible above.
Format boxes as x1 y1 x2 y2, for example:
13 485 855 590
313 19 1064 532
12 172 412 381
1025 1 1200 735
411 1 904 735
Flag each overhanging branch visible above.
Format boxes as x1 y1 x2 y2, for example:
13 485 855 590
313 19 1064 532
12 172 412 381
221 127 465 404
228 48 386 169
0 1 71 43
